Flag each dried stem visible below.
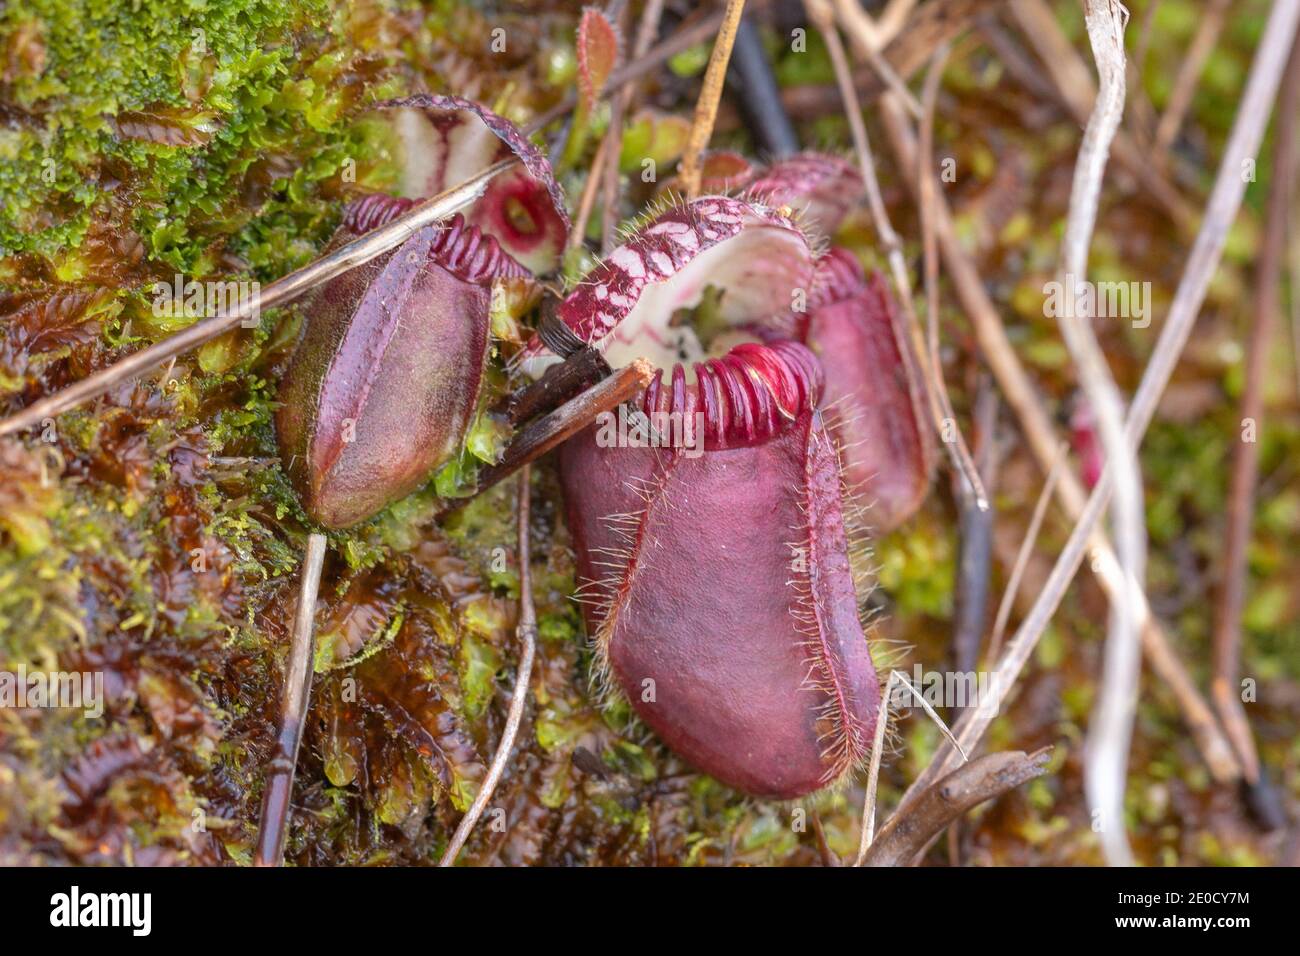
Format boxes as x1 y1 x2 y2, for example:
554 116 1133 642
855 669 969 866
807 0 907 289
877 93 1241 784
522 4 747 137
439 467 538 867
885 0 1300 821
854 668 898 865
254 532 327 867
728 16 801 156
626 0 668 96
1153 0 1232 158
473 359 656 496
597 59 626 254
917 42 991 510
1212 29 1300 787
1060 0 1142 868
952 377 999 675
496 345 611 427
602 0 664 252
809 808 841 866
0 160 515 439
833 0 924 118
1007 0 1197 235
987 443 1067 663
809 0 988 511
861 749 1052 867
678 0 749 199
838 0 1008 108
877 0 919 45
568 136 609 251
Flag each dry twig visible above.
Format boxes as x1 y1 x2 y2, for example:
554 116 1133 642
1007 0 1197 234
854 670 968 866
439 467 538 866
1212 30 1300 790
473 359 655 496
987 443 1067 663
678 0 749 199
601 0 665 252
1153 0 1233 158
808 0 988 511
853 667 897 865
833 0 925 118
1059 0 1143 868
254 532 327 867
861 749 1052 866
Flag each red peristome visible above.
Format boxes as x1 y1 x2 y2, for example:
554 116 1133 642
343 193 415 234
530 197 814 374
342 196 528 284
561 381 878 798
802 250 935 533
276 200 524 529
376 94 569 273
642 340 823 450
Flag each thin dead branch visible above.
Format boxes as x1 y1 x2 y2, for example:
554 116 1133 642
1213 29 1300 790
522 3 749 136
809 808 841 866
678 0 749 199
1007 0 1198 234
917 42 991 511
601 0 664 252
1060 0 1142 868
1153 0 1233 158
861 748 1052 866
834 0 925 118
836 0 1009 110
854 668 898 865
809 0 988 511
254 532 327 867
495 345 611 427
439 467 538 867
568 136 609 251
988 443 1067 663
855 669 968 866
877 0 919 46
473 359 656 496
